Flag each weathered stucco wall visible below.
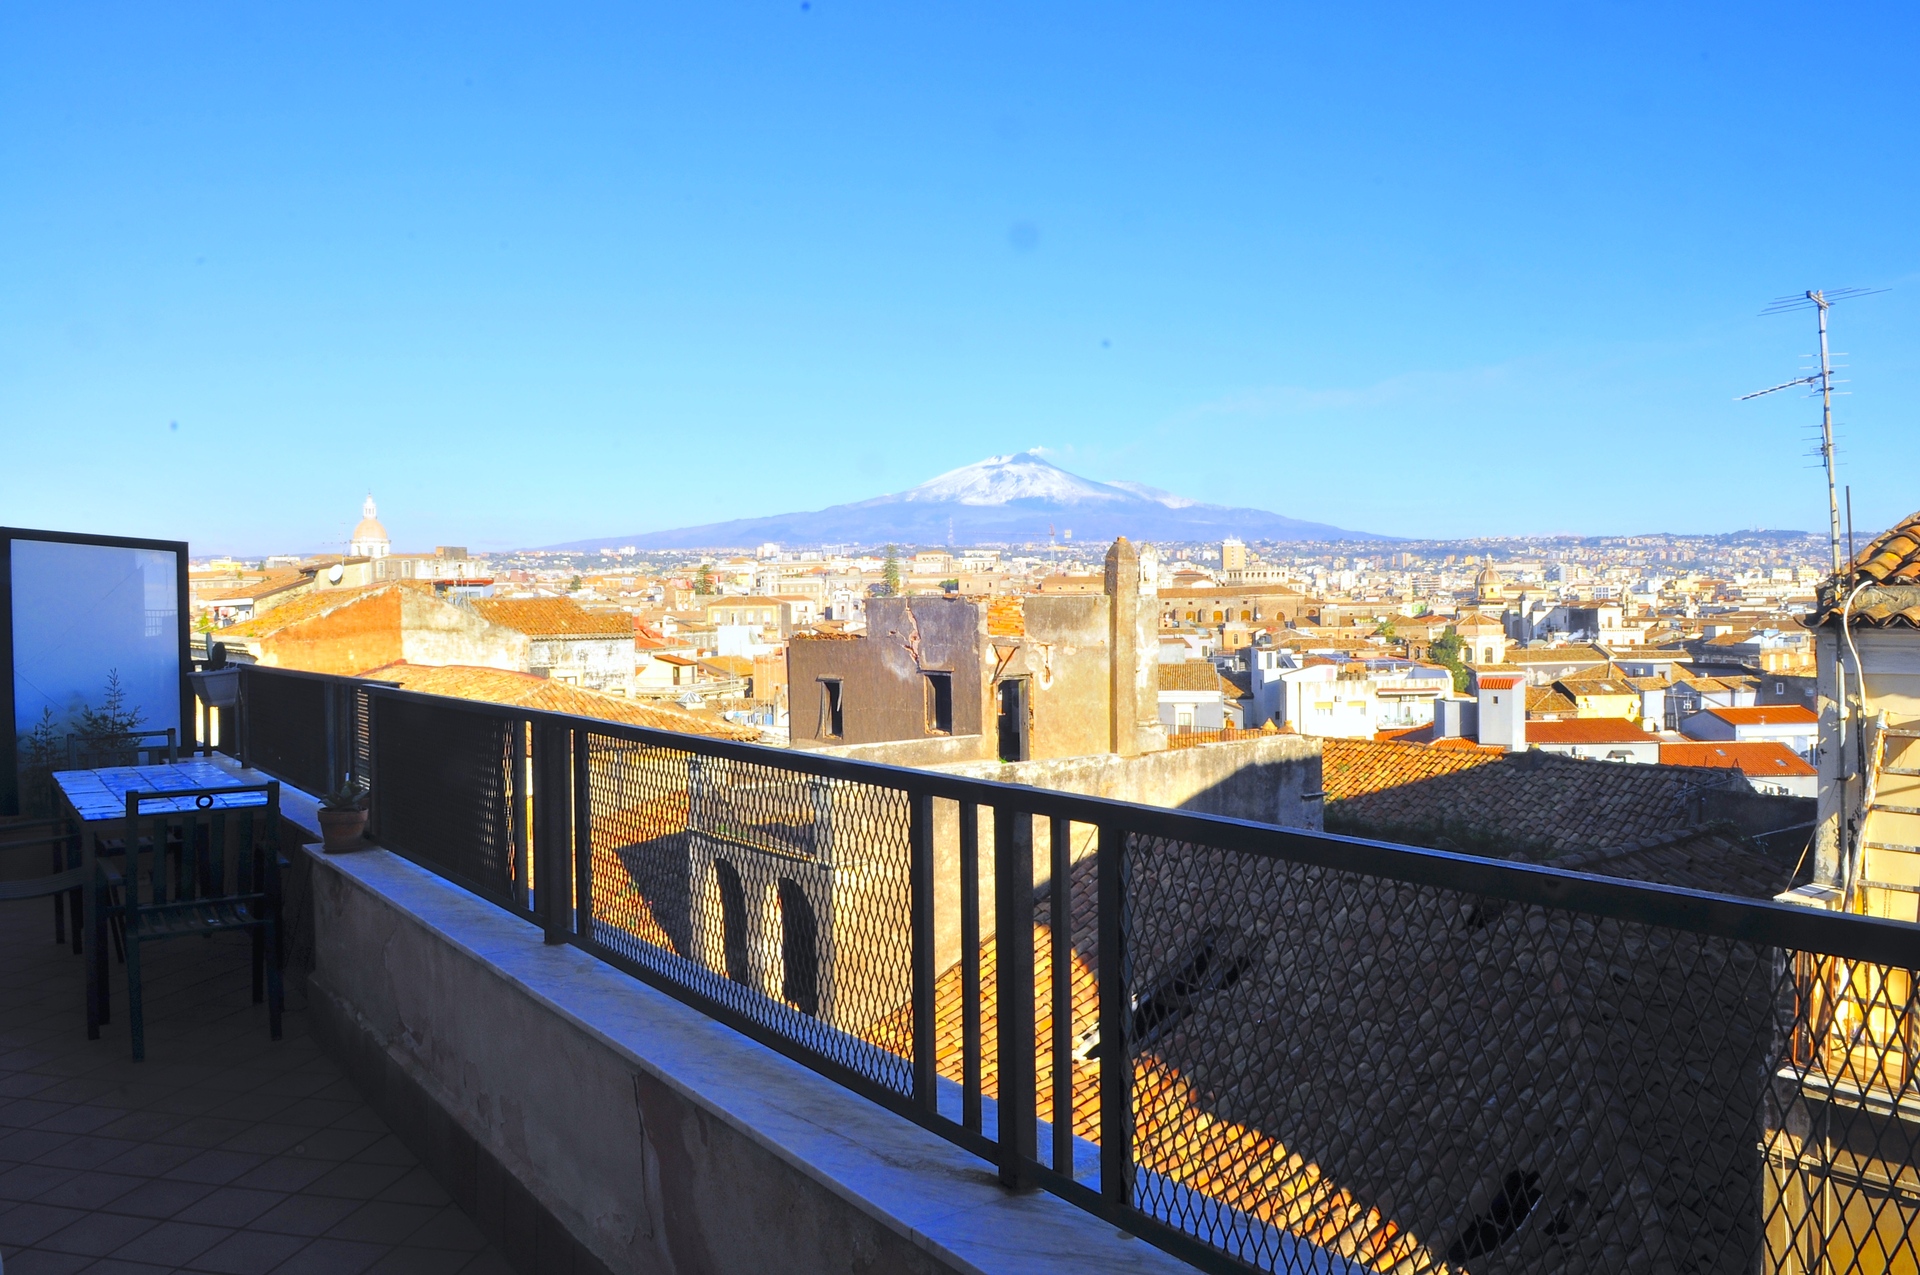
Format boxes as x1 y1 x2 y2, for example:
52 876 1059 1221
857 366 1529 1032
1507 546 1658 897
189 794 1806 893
932 734 1325 831
398 591 528 673
259 588 409 675
304 846 1194 1275
787 598 986 747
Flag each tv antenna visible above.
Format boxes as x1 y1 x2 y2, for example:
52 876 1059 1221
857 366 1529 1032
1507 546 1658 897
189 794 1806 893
1738 287 1886 573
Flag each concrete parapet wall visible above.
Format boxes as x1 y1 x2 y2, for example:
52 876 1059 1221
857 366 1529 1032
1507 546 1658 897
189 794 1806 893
931 733 1325 833
304 844 1196 1275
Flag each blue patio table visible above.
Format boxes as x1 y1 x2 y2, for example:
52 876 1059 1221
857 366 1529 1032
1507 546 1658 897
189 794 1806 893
51 759 275 1039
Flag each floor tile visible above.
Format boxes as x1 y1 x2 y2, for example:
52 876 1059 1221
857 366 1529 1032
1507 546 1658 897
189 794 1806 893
0 903 507 1275
99 1178 217 1221
180 1228 309 1273
36 1208 157 1256
270 1236 389 1275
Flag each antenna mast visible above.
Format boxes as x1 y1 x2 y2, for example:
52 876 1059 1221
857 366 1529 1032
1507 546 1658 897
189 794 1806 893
1739 286 1885 574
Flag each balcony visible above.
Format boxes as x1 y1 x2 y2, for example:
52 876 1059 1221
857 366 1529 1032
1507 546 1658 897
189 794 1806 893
4 526 1917 1274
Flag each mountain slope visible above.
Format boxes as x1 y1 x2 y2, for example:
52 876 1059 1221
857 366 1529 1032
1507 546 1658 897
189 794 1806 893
549 451 1386 549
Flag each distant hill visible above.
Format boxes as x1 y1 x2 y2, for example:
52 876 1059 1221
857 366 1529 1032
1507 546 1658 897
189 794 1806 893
548 451 1388 550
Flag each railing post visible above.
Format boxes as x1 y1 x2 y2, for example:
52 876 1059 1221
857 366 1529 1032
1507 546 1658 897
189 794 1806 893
1097 822 1131 1217
1049 814 1073 1178
910 791 937 1113
573 727 594 946
323 684 341 792
533 718 574 944
995 804 1036 1189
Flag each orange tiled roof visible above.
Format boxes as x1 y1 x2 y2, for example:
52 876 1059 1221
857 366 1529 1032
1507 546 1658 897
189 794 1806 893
1525 718 1650 745
1323 737 1738 859
1321 737 1503 802
1701 704 1817 727
217 581 424 638
358 664 759 740
1851 507 1920 585
1659 741 1816 777
469 597 634 638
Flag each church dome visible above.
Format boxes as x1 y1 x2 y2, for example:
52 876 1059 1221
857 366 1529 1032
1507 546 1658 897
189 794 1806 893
1474 563 1501 601
350 495 391 558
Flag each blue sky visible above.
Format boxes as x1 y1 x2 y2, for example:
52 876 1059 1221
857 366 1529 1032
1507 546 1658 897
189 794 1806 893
3 3 1916 553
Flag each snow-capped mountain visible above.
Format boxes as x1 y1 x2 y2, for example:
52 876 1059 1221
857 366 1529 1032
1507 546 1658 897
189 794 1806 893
548 450 1383 549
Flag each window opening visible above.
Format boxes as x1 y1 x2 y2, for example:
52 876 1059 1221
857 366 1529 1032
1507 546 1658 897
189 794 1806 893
819 679 844 739
714 858 751 985
924 671 953 735
778 878 819 1017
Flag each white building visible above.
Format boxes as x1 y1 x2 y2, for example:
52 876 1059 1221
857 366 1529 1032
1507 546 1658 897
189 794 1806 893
1681 704 1819 762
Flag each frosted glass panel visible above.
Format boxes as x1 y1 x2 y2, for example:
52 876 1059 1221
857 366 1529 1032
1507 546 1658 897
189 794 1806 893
11 539 181 747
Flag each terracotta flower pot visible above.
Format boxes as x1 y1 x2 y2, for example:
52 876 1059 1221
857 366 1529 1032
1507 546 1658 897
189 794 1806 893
318 808 369 853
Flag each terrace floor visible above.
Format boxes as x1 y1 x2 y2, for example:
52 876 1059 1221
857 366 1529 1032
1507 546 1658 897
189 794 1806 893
0 900 511 1275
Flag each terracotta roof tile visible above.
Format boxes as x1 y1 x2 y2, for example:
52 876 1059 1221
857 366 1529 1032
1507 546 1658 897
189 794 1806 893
469 597 634 638
1659 741 1816 777
1525 718 1650 745
359 663 759 739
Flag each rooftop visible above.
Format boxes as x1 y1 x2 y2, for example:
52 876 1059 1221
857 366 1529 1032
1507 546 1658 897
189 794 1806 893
0 905 508 1274
1700 704 1818 727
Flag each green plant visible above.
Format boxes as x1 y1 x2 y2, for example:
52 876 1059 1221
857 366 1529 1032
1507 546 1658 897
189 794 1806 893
1429 631 1469 692
693 562 714 596
320 780 369 812
881 545 901 597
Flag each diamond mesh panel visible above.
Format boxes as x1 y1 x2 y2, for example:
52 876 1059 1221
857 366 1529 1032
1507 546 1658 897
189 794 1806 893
1105 832 1919 1275
580 730 916 1093
372 695 523 908
241 668 331 795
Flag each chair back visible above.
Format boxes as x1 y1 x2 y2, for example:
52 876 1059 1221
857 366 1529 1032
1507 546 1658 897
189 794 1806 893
120 782 280 917
68 729 179 771
0 818 87 903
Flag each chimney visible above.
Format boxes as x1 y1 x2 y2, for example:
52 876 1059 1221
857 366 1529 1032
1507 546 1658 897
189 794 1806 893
1475 673 1527 752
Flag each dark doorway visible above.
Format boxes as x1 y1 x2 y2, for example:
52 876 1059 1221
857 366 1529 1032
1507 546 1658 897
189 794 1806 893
818 679 844 740
924 671 953 735
996 679 1030 762
778 878 819 1017
714 859 752 984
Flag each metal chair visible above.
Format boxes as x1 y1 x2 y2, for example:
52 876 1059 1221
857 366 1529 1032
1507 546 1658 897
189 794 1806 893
65 729 179 771
0 818 87 956
94 782 283 1061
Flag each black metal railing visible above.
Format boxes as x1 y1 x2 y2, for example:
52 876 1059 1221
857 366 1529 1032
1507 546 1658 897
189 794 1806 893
236 671 1920 1275
235 666 371 797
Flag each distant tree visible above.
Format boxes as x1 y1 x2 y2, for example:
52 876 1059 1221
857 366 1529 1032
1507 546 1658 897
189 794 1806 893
881 545 901 597
568 575 583 591
940 578 961 594
1429 631 1469 693
1374 617 1397 641
694 563 714 596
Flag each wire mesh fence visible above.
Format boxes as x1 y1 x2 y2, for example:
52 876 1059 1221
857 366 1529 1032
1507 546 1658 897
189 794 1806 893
238 667 332 796
239 672 1920 1274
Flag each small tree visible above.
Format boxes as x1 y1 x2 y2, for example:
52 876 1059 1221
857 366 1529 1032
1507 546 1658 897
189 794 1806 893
568 575 583 591
1429 631 1469 693
693 563 714 596
881 545 901 597
76 669 146 754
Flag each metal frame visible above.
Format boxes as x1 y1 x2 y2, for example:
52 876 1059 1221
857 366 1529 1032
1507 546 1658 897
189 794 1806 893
227 668 1920 1275
0 526 192 816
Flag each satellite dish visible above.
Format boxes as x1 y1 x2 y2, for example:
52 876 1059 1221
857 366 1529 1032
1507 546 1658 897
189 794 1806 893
328 564 344 584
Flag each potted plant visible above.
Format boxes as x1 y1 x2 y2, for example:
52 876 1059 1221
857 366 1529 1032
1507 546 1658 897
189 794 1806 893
317 781 370 853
